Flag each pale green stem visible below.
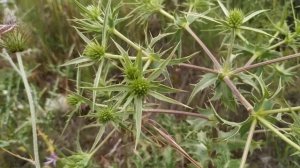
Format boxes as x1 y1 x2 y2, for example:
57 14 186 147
112 29 153 70
267 40 286 50
112 29 142 52
143 59 152 71
245 53 258 67
159 9 175 20
262 106 300 115
268 31 279 44
112 29 151 60
16 53 41 168
239 119 257 168
105 53 148 60
257 116 300 151
225 30 236 70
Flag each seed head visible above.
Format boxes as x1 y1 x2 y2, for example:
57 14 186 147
0 30 27 53
83 41 105 60
130 78 150 97
227 9 244 29
97 107 116 123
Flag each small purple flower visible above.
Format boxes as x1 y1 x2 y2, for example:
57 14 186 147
45 153 58 167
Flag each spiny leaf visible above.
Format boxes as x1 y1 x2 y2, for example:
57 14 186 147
188 73 218 104
74 27 91 44
149 32 173 48
148 43 179 81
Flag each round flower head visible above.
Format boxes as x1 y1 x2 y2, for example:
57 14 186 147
0 30 27 53
83 41 105 60
227 9 244 29
130 78 150 97
97 107 116 123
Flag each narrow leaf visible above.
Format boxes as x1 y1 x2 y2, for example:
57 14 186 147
217 0 229 16
60 56 91 66
134 97 143 150
243 10 269 23
149 91 191 109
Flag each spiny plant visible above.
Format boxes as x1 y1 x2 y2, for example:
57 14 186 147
65 0 300 167
1 0 300 167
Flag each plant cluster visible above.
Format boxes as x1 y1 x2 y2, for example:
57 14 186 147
1 0 300 168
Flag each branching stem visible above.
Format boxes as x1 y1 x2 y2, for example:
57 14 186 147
233 53 300 74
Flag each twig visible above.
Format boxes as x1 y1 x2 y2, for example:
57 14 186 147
178 63 219 74
223 76 253 112
144 108 210 120
233 53 300 74
184 25 222 70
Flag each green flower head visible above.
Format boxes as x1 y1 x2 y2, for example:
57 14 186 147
130 78 150 97
83 41 105 60
97 107 116 123
227 9 244 29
